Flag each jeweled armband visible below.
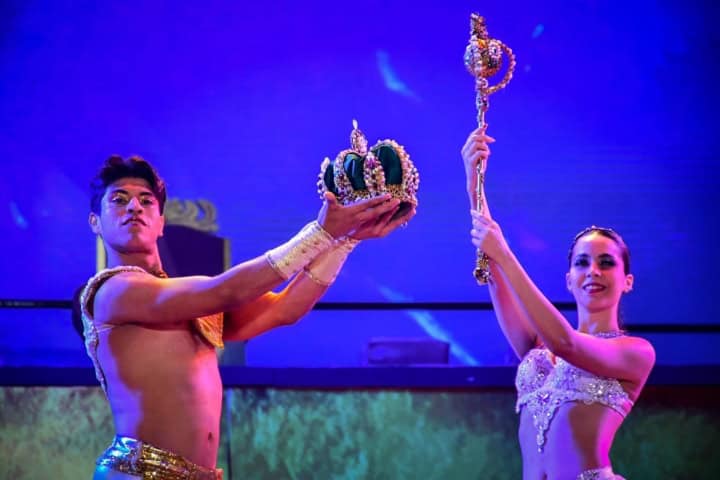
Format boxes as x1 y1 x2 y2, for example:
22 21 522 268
303 236 361 286
265 221 335 280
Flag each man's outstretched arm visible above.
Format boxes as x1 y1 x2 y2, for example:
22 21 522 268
92 194 400 327
223 202 416 341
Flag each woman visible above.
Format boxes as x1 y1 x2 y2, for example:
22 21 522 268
462 127 655 480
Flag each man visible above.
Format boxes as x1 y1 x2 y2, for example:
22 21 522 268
81 155 415 479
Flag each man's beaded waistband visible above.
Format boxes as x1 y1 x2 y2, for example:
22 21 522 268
97 435 222 480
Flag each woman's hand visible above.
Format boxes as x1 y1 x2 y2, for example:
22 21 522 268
461 126 495 209
470 210 510 263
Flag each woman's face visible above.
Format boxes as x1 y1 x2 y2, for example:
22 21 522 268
566 232 633 314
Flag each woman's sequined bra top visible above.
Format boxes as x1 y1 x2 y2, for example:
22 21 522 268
515 332 634 452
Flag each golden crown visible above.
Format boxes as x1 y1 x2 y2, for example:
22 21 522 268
317 120 419 214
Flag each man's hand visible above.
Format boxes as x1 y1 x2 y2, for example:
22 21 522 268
317 192 400 239
351 203 416 240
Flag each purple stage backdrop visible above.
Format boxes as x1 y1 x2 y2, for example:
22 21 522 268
1 1 718 367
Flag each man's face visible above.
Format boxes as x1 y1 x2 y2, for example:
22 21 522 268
89 177 164 254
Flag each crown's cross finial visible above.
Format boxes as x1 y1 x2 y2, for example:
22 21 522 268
470 14 488 40
316 119 419 214
350 119 368 155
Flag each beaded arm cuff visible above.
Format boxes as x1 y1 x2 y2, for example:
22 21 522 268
265 221 336 280
303 237 361 286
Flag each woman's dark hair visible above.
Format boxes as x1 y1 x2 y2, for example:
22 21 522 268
568 226 631 274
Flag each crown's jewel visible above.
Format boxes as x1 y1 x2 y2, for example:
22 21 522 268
317 120 419 217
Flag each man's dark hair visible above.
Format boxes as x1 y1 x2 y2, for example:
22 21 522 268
90 155 167 214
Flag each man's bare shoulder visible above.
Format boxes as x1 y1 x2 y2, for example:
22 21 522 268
92 270 160 325
92 270 218 326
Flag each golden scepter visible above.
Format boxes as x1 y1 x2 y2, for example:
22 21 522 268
464 14 516 285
